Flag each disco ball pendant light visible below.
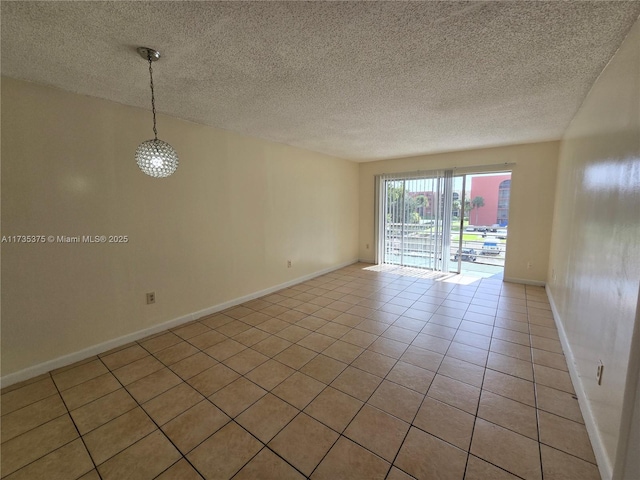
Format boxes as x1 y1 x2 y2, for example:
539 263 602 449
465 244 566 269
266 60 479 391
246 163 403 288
135 47 178 178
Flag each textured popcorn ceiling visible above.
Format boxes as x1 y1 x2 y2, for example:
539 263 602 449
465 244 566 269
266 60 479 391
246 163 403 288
2 2 639 161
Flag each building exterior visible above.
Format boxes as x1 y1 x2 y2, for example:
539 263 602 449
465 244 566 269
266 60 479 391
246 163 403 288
468 173 511 226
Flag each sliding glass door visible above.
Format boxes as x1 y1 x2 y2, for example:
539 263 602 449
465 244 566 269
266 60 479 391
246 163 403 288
378 171 455 273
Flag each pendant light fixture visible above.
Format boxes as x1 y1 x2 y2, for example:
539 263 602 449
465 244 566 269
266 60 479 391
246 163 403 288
135 47 178 178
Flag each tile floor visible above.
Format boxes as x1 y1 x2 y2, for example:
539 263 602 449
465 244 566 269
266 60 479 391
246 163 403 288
1 263 600 480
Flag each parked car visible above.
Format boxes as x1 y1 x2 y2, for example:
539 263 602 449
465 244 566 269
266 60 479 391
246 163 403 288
454 248 477 262
481 242 501 255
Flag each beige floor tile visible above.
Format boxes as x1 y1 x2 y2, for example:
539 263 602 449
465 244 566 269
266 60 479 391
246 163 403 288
296 315 327 330
1 377 59 415
538 410 596 463
304 386 363 433
272 372 325 409
413 396 475 450
421 322 457 340
351 350 397 377
252 335 293 357
411 333 451 354
490 338 532 361
470 418 542 480
70 388 137 435
52 360 109 391
236 393 299 442
300 354 348 384
427 374 481 414
223 348 269 375
535 384 584 423
492 327 531 346
59 373 121 410
209 377 267 417
529 325 559 340
172 321 211 340
393 316 429 332
313 307 344 321
126 367 182 403
386 361 435 394
188 422 262 479
532 348 568 371
188 363 240 396
447 341 489 367
341 329 379 348
170 353 219 381
316 322 352 339
494 317 529 334
204 339 247 361
1 415 79 476
234 328 271 347
335 312 369 327
235 448 305 480
139 332 183 353
530 336 563 354
459 320 494 337
368 380 423 423
331 366 383 401
386 466 415 480
142 383 204 426
465 455 522 480
395 427 467 480
487 351 533 381
355 319 389 335
162 400 230 453
188 330 227 350
83 407 155 465
275 344 318 369
298 332 337 353
453 330 491 351
1 394 66 442
322 340 365 363
368 337 408 359
399 345 444 372
199 313 234 330
113 356 164 386
344 404 409 461
5 438 94 480
533 364 575 394
478 390 538 440
258 317 291 334
276 324 313 342
483 369 536 407
540 444 600 480
216 320 252 337
98 430 181 480
155 459 204 479
269 413 340 476
312 436 390 480
101 344 149 370
224 306 254 319
438 356 485 387
154 342 200 366
245 359 296 390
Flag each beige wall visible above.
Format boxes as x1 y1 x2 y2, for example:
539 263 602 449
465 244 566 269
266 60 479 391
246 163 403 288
547 19 640 480
358 141 560 283
1 78 359 378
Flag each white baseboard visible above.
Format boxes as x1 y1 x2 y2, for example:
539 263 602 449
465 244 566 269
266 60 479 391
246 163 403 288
546 287 612 480
503 276 546 287
0 259 358 388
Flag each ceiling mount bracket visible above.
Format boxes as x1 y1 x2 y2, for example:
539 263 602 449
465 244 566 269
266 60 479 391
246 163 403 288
137 47 160 62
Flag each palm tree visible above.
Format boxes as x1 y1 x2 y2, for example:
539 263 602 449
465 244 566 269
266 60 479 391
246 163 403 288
470 196 485 225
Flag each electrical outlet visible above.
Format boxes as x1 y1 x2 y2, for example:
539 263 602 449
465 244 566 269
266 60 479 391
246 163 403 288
552 269 557 281
366 243 370 249
146 292 155 304
596 361 604 385
527 261 533 270
287 260 292 268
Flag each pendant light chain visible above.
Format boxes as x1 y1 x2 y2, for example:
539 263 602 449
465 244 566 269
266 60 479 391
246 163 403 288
148 56 158 140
